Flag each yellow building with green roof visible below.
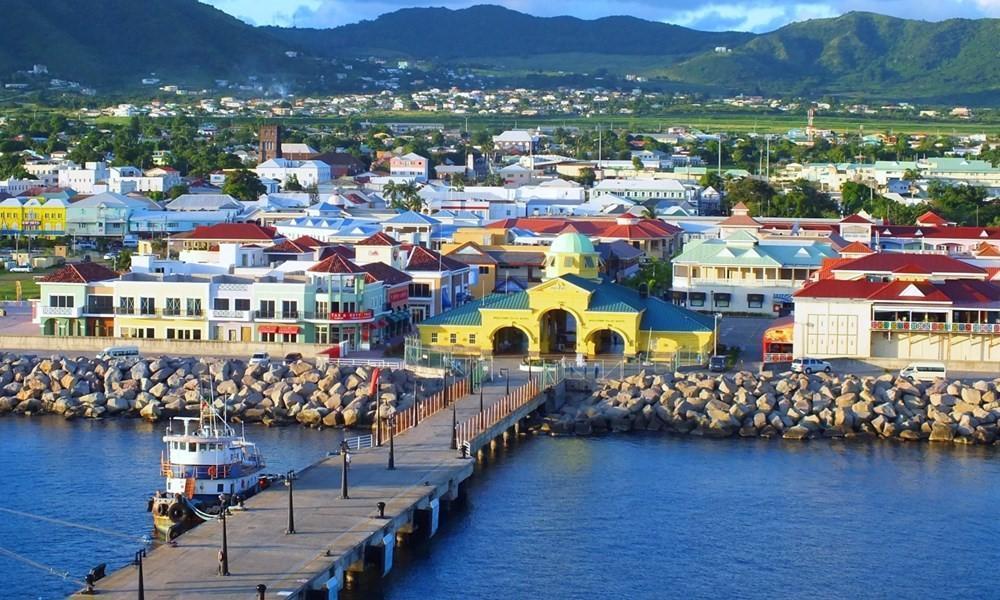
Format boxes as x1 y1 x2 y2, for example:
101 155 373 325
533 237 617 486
417 232 715 363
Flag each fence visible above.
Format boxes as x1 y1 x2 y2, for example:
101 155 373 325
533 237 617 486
324 357 404 369
390 376 470 436
454 377 548 448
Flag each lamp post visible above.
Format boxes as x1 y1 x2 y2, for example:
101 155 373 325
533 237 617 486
387 413 396 470
285 470 296 534
218 495 230 576
340 439 350 499
447 368 457 450
136 549 145 600
479 371 484 415
500 367 509 396
713 312 722 357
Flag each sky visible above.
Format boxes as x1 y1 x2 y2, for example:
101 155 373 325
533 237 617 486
205 0 1000 32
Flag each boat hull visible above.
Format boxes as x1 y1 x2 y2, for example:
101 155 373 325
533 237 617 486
149 477 273 541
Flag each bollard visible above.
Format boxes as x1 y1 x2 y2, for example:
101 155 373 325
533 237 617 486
377 501 386 518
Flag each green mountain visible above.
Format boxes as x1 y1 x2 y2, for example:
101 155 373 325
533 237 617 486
2 2 1000 104
670 12 1000 102
0 0 305 87
268 4 754 61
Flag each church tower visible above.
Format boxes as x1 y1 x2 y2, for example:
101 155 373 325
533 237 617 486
259 124 282 162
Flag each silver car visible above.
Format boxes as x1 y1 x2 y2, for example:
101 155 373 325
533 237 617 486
791 357 832 374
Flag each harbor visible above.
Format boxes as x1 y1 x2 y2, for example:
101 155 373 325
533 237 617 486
76 368 558 598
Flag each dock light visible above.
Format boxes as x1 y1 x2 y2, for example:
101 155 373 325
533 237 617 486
499 367 509 396
377 501 387 518
340 439 351 499
388 413 396 470
285 470 296 535
257 584 267 600
136 550 146 599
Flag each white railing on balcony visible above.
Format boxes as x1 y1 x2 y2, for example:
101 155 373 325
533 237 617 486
208 309 252 321
38 305 83 318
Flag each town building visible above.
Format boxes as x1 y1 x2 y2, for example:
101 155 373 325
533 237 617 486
417 232 714 363
792 252 1000 363
670 231 837 316
389 153 430 181
254 158 332 189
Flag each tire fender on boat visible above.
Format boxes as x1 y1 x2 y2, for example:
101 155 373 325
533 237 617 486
167 502 188 523
156 502 169 517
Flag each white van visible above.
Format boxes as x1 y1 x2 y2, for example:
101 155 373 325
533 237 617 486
900 362 947 382
97 345 141 360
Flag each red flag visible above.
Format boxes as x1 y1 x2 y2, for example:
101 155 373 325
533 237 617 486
369 367 381 396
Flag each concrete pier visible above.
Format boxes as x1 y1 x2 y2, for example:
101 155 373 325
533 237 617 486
80 369 556 599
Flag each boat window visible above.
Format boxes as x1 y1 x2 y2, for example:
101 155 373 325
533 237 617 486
217 484 224 492
187 442 196 452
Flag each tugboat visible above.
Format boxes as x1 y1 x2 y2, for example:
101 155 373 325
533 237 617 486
149 399 269 540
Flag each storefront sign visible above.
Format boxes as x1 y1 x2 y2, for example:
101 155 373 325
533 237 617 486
329 310 374 321
389 289 409 304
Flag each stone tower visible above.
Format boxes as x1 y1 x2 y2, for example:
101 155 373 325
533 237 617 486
259 124 282 162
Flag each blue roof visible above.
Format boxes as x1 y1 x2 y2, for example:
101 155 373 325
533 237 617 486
386 210 439 225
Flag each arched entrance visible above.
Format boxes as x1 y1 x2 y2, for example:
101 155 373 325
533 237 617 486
540 309 577 354
590 329 625 356
492 326 529 355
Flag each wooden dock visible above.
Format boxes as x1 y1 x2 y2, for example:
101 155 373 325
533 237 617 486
80 368 563 599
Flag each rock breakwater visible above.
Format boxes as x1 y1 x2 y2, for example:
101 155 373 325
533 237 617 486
0 353 427 428
546 370 1000 445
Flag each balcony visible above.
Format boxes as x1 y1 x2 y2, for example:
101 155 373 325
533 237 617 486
163 308 204 318
254 310 299 321
870 320 1000 335
38 305 83 318
209 309 252 321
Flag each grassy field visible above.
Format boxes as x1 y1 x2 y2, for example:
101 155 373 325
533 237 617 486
0 269 47 301
91 110 1000 136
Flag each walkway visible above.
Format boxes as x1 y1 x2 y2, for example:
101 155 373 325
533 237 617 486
81 370 531 599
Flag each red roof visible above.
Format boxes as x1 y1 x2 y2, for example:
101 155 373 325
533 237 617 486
973 242 1000 257
840 214 872 224
357 232 399 246
359 262 412 285
796 278 1000 305
406 245 468 271
915 211 949 226
181 223 278 241
265 236 323 254
839 241 874 255
40 262 118 284
308 254 365 274
832 253 985 277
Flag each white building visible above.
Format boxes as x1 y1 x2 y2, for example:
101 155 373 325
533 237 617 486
254 158 331 189
58 161 110 195
592 178 687 200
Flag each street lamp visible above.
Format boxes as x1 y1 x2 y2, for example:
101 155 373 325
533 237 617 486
447 368 457 450
136 549 146 600
479 372 484 415
499 367 509 396
218 495 230 576
713 312 723 356
340 439 350 499
285 470 296 534
387 413 396 470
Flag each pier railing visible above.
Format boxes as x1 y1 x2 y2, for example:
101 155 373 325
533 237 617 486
392 376 469 435
454 376 554 448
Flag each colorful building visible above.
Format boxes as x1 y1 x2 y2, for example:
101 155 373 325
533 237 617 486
417 232 714 362
37 262 119 337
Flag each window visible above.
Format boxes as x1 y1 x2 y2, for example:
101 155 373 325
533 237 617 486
140 297 156 316
281 300 298 318
166 328 175 339
563 257 574 267
449 333 457 344
584 257 595 268
430 333 438 343
235 298 250 311
713 293 731 308
409 283 431 298
747 294 764 309
259 300 275 318
49 295 74 308
213 298 230 311
187 298 202 316
119 297 135 314
478 266 490 274
261 332 276 342
469 334 477 344
164 297 180 315
689 292 706 307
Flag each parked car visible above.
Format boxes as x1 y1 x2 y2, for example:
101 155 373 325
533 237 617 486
790 357 832 374
708 355 727 372
900 362 947 382
103 252 118 261
96 345 140 360
283 352 303 365
248 352 270 367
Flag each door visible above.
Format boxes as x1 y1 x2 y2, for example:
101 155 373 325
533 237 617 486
241 327 251 342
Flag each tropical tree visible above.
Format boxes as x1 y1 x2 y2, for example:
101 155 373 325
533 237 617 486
222 169 266 202
284 174 304 191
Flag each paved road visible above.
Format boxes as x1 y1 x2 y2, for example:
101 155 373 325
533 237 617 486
83 370 531 599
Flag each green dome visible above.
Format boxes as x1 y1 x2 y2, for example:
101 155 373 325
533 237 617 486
549 232 595 255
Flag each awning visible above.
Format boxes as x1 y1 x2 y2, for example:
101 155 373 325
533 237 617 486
258 325 279 333
277 325 300 334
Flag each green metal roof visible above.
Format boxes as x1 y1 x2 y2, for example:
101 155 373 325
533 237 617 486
672 238 836 268
640 297 714 333
421 292 530 327
479 291 531 311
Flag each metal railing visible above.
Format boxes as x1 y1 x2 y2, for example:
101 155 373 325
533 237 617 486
454 377 545 448
324 357 404 369
337 434 373 452
394 377 469 436
870 320 1000 334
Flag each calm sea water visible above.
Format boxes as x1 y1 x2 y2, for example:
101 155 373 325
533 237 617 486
2 419 998 599
0 416 342 599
